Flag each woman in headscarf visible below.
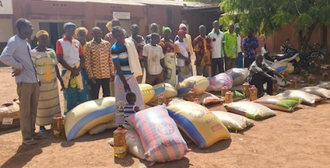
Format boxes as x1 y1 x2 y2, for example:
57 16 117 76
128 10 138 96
159 27 176 85
31 30 64 133
75 27 91 100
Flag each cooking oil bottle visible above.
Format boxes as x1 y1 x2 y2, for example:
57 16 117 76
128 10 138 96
307 75 314 86
221 86 229 97
225 91 233 103
249 85 258 101
53 114 65 139
113 127 127 158
158 93 166 105
290 77 297 89
242 82 250 98
322 71 329 81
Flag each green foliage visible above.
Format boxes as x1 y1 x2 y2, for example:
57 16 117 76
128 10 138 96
218 0 330 36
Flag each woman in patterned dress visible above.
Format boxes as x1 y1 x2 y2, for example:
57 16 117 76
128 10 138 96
31 30 64 133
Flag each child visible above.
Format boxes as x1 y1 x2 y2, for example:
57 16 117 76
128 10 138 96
123 92 140 129
143 33 166 85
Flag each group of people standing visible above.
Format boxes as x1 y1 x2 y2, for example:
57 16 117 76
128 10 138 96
0 17 261 145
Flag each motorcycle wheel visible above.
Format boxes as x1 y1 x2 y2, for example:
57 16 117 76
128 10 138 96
293 63 302 75
307 56 321 73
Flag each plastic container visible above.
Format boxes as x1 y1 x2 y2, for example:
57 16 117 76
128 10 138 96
225 91 233 103
290 78 296 89
193 98 199 104
322 71 329 81
115 107 125 125
53 114 65 139
221 86 229 97
113 127 127 158
189 88 196 101
307 75 314 86
249 85 258 101
158 93 166 105
242 82 250 98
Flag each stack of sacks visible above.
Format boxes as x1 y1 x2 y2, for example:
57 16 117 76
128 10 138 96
126 106 189 163
300 87 330 99
176 76 209 97
108 129 145 159
225 68 249 86
254 96 301 112
138 84 155 104
277 90 324 106
317 82 330 89
212 111 254 131
150 83 178 103
166 100 231 148
65 97 117 141
224 101 276 120
206 73 233 91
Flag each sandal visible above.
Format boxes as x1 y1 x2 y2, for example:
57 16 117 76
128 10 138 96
23 138 37 145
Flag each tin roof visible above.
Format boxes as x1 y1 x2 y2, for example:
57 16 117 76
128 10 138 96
41 0 215 7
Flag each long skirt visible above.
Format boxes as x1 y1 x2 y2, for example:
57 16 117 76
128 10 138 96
114 74 144 108
62 70 90 115
36 79 61 126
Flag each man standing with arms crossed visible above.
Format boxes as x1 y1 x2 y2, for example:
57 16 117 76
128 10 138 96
0 18 40 145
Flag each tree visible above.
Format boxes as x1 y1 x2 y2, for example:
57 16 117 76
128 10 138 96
219 0 330 52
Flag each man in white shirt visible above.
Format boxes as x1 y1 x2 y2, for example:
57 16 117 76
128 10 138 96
208 20 225 76
174 30 191 82
143 33 165 85
235 26 243 68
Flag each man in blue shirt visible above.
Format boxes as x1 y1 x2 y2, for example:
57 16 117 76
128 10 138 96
0 18 40 145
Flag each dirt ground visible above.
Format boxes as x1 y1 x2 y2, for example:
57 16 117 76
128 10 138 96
1 66 330 168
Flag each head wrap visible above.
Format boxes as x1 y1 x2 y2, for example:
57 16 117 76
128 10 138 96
36 30 49 39
75 27 88 36
63 22 76 30
177 29 187 36
106 21 112 32
179 23 187 30
162 26 172 34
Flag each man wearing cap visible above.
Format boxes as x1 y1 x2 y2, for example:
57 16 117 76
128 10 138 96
174 29 191 82
0 18 40 145
56 22 88 115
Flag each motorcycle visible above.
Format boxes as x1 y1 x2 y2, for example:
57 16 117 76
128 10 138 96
280 39 321 74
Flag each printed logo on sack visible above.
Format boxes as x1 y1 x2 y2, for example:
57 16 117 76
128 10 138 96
189 109 205 118
156 123 175 135
127 131 138 142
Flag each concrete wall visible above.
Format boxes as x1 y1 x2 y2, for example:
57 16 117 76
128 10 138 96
0 19 13 42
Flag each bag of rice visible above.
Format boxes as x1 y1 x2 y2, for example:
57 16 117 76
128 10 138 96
317 82 330 89
224 101 276 120
126 106 189 162
89 121 117 135
108 129 145 159
225 68 249 86
176 76 209 96
167 101 230 148
206 73 233 91
150 83 178 103
139 84 155 104
212 111 254 131
277 90 323 106
300 87 330 99
254 96 301 112
182 92 223 105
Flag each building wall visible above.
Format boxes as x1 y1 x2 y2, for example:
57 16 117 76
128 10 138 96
0 19 14 43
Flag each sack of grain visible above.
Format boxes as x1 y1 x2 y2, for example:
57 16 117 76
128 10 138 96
167 101 230 148
212 111 254 131
254 96 301 112
224 101 276 120
300 87 330 99
277 90 323 106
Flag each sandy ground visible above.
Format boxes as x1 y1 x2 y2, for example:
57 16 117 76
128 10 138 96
1 66 330 168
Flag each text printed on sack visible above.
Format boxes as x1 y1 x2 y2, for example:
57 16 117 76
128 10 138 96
149 138 185 154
